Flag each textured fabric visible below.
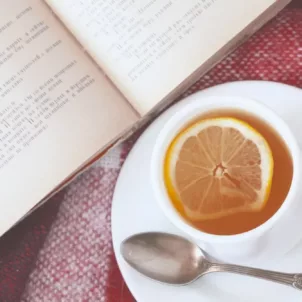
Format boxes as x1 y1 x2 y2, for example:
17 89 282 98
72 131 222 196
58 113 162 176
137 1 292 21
0 8 300 302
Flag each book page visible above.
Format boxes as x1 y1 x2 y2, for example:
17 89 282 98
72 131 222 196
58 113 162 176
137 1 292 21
46 0 277 114
0 0 138 236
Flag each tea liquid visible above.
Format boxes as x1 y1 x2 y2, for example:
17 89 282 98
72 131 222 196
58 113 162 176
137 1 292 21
165 109 293 235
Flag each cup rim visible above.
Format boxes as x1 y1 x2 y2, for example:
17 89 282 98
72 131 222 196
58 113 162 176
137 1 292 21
150 95 301 244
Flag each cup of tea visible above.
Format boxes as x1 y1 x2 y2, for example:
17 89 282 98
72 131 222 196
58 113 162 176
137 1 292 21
150 95 302 263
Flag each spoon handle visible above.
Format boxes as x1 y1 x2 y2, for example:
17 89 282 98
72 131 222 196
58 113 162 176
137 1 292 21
209 263 302 290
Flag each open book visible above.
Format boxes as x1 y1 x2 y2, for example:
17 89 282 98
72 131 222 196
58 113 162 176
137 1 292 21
0 0 290 236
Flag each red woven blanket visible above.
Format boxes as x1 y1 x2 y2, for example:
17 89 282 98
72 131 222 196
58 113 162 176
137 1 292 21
0 8 301 302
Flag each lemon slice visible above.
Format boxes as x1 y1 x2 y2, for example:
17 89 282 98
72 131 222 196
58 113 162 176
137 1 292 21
165 117 274 221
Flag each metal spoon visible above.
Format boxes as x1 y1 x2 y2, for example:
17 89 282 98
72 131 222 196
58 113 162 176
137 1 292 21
121 232 302 290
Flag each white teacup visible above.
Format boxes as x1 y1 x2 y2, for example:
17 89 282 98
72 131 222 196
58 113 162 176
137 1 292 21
150 96 302 264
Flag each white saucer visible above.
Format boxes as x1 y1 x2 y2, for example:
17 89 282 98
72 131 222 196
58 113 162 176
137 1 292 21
112 81 302 302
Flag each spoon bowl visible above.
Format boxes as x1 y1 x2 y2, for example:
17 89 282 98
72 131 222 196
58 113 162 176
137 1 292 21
121 232 302 290
121 232 208 285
